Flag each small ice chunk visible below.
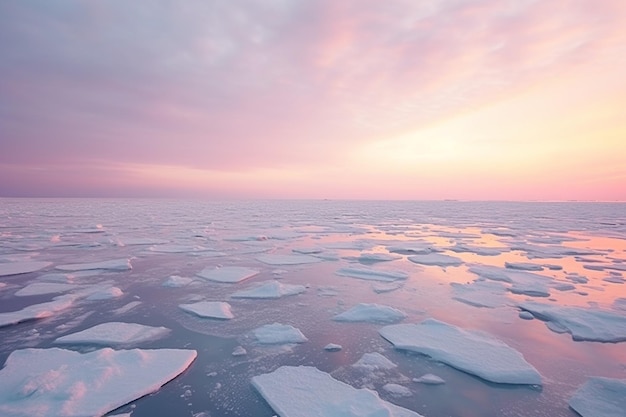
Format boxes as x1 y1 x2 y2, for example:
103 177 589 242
449 244 504 256
505 262 544 271
353 352 397 370
603 275 625 284
519 311 534 320
56 258 131 272
55 322 170 346
231 280 306 299
179 301 234 319
324 343 342 352
0 347 196 417
336 267 408 282
85 286 123 300
253 323 308 344
387 243 435 255
251 366 424 417
196 266 259 283
255 254 322 265
372 282 403 294
518 302 626 342
383 383 412 397
0 295 75 328
413 374 445 385
292 247 324 254
0 261 52 277
162 275 193 287
232 346 247 356
317 286 340 297
333 303 407 323
568 377 626 417
551 282 576 291
408 253 463 267
567 273 588 284
15 282 77 297
380 319 542 385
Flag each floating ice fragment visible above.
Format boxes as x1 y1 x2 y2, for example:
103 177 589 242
448 244 504 256
55 322 170 346
196 266 259 283
344 252 402 263
231 280 306 299
336 267 408 282
467 265 512 282
518 302 626 342
85 286 123 300
251 366 424 417
324 343 342 352
408 253 463 267
519 311 534 320
413 374 445 385
232 346 247 356
56 258 131 272
387 243 436 255
0 295 75 328
372 282 404 294
255 254 322 265
253 323 308 344
149 244 215 253
383 383 412 397
505 262 544 271
353 352 397 370
162 275 194 287
0 261 52 277
333 303 407 323
15 282 77 297
450 281 508 308
179 301 234 319
0 347 196 417
380 319 542 385
568 377 626 417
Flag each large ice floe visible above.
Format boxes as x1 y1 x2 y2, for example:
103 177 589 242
380 319 542 385
179 301 234 319
0 295 75 328
0 347 197 417
196 266 259 283
408 253 463 267
568 377 626 417
468 264 554 297
15 282 78 297
252 366 424 417
253 323 308 344
336 267 408 282
333 303 407 323
56 258 132 272
0 261 52 277
518 302 626 342
54 322 170 346
231 280 306 299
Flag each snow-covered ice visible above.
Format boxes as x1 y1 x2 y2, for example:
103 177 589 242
0 295 75 328
231 280 306 299
336 266 408 282
179 301 234 319
251 366 424 417
413 374 445 385
0 261 52 277
56 258 131 272
353 352 397 370
408 253 463 267
55 322 170 346
518 302 626 342
255 254 322 265
15 282 77 297
196 266 259 283
568 377 626 417
253 323 308 344
380 319 542 385
0 347 197 417
333 303 407 323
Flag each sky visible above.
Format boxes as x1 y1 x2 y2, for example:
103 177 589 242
1 0 625 200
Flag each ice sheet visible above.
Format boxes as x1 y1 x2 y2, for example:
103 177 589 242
55 322 170 345
179 301 234 319
231 280 306 299
0 347 197 417
380 319 542 385
568 377 626 417
333 303 407 323
196 266 259 283
251 366 424 417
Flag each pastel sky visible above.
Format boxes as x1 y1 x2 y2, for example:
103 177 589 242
1 0 625 200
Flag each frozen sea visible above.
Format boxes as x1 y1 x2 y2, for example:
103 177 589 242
1 199 625 417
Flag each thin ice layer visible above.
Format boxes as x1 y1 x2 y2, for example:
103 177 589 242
55 322 170 346
196 266 259 283
568 377 626 417
251 366 424 417
518 302 626 342
0 347 197 417
380 319 542 385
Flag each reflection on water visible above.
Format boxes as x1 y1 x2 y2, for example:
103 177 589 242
0 199 625 417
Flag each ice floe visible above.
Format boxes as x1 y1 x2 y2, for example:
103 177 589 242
231 280 306 299
336 267 408 282
383 383 412 397
0 295 75 328
253 323 308 344
450 281 508 308
413 374 445 385
408 253 463 267
0 347 196 417
353 352 397 370
162 275 193 287
148 244 216 253
324 343 342 351
55 322 170 346
251 366 424 417
387 243 436 255
333 303 407 323
255 254 322 265
380 319 542 385
85 286 123 300
179 301 234 319
568 377 626 417
448 244 504 256
56 258 131 272
0 261 52 277
232 346 247 356
518 302 626 342
344 252 402 263
505 262 544 271
15 282 77 297
196 266 259 283
372 281 404 294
